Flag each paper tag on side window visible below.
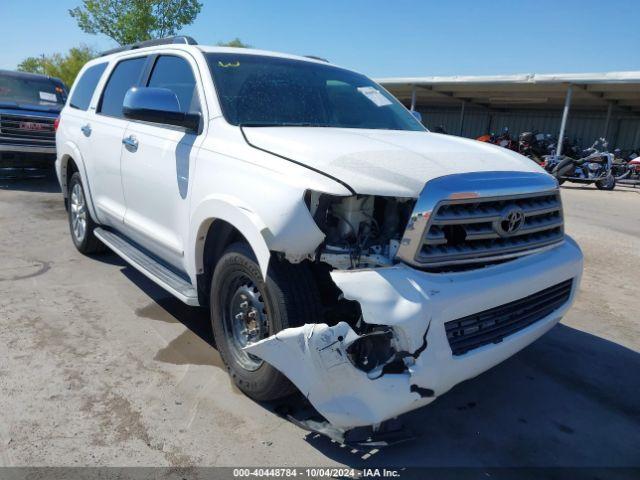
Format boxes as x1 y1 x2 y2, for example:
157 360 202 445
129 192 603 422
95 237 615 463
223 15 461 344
357 86 392 107
39 91 57 102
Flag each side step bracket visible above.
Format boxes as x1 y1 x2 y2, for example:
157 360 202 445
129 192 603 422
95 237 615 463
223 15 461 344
93 228 199 306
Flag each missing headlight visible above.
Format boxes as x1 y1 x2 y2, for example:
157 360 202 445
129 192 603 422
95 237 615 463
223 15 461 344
305 191 415 270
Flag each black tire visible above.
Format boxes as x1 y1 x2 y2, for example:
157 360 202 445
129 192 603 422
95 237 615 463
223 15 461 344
67 172 104 254
595 174 616 191
210 242 322 401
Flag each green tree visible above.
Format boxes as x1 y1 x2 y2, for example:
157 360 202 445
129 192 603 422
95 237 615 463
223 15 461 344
69 0 203 45
16 56 47 76
217 38 251 48
17 45 97 87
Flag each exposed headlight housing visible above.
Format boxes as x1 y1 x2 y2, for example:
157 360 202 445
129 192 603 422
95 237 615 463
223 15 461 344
304 190 414 269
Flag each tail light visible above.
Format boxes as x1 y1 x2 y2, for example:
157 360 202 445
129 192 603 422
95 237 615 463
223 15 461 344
54 116 60 132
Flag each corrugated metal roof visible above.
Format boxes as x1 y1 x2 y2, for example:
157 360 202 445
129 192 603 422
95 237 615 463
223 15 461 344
377 71 640 85
377 71 640 113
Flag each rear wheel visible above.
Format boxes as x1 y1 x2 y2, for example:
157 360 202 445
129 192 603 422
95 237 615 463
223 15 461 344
68 172 104 254
210 242 322 401
595 174 616 190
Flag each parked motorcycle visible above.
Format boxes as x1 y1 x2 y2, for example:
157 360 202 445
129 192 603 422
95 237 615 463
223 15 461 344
476 127 519 150
544 136 581 159
476 133 495 143
518 131 555 164
611 149 640 180
493 127 518 151
549 138 616 190
629 155 640 179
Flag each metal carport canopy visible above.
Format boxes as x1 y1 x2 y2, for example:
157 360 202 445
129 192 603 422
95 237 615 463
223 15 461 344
376 71 640 113
377 71 640 154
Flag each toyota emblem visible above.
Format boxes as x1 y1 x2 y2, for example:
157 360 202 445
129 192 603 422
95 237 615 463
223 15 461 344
494 207 525 237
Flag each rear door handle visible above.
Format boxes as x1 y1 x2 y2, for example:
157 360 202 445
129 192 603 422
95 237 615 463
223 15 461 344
80 124 91 137
122 135 138 152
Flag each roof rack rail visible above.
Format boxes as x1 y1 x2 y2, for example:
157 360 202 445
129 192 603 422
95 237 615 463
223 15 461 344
304 55 329 63
100 36 198 57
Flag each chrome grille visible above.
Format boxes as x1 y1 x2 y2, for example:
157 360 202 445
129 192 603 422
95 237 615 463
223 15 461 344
419 191 563 266
0 113 56 147
395 172 565 270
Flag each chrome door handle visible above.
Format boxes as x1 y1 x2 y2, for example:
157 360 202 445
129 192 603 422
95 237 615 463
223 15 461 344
122 135 138 152
80 124 91 136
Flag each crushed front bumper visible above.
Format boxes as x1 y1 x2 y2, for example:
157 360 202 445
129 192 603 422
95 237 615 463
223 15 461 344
246 236 583 431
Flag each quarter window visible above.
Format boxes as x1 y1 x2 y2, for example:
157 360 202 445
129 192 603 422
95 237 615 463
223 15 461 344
147 55 200 113
99 57 146 117
69 63 107 110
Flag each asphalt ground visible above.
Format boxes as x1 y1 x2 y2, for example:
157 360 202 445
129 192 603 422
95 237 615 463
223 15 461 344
0 170 638 471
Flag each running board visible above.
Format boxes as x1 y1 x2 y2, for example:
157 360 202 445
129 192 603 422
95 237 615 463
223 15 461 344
94 228 199 306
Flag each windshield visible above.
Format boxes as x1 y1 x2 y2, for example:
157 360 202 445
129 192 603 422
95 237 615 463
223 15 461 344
0 74 66 106
206 53 424 131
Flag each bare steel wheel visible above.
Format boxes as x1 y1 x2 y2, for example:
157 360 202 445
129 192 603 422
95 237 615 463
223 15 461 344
225 278 268 371
67 172 104 254
210 242 323 401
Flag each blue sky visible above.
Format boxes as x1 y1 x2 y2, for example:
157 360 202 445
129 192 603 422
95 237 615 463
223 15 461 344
1 0 639 78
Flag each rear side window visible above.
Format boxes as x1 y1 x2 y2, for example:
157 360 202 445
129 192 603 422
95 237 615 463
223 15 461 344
69 63 107 110
98 57 146 117
147 55 200 113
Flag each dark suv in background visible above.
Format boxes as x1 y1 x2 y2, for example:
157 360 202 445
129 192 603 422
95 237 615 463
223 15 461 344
0 69 67 171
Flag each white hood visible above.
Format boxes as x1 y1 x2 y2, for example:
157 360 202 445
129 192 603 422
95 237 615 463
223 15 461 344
243 127 546 197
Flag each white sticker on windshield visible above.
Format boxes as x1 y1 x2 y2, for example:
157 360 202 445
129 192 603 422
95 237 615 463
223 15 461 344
39 91 57 102
357 86 392 107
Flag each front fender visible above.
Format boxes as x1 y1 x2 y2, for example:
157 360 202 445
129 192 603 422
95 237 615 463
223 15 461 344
188 195 273 282
57 140 100 223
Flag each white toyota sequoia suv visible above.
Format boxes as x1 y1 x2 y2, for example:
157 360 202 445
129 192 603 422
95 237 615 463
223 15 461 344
56 37 583 443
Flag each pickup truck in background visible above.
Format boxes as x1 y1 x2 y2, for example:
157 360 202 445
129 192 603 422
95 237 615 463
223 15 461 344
0 69 66 172
55 37 583 445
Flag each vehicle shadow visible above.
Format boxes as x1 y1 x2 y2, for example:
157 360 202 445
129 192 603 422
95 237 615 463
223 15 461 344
120 265 213 343
115 265 640 469
306 325 640 469
0 166 60 193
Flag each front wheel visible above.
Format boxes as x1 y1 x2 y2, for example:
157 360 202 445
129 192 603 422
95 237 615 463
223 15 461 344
595 174 616 190
67 172 104 254
210 242 322 401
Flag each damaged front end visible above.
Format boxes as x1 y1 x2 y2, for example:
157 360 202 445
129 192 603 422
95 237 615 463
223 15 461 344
245 266 437 436
245 192 438 436
245 180 581 442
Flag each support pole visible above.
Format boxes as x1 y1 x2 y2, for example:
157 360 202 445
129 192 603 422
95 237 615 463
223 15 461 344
410 85 417 112
633 121 640 149
458 101 466 136
557 85 573 157
611 117 621 149
602 103 613 139
485 112 493 135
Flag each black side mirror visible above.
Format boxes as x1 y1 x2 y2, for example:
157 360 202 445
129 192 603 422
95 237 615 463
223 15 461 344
123 87 201 132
